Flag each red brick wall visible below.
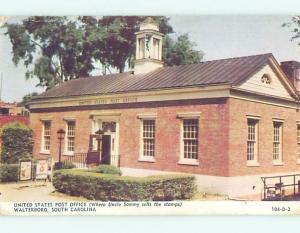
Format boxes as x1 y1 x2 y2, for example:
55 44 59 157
119 99 230 176
31 111 91 160
30 97 300 177
30 98 230 176
228 98 300 176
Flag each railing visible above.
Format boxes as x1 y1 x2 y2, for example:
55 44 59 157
111 154 120 167
87 151 100 165
63 153 87 168
62 152 120 168
261 174 300 201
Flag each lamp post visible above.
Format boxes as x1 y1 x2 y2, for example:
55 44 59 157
57 128 65 166
95 129 103 165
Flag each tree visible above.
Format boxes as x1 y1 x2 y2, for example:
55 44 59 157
3 17 94 89
283 16 300 43
79 16 173 73
163 34 204 66
0 122 33 164
18 92 39 107
4 16 204 89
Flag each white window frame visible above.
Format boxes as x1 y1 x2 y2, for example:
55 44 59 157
40 121 51 154
273 120 284 166
138 114 156 162
246 117 260 167
297 123 300 164
178 115 200 166
64 120 76 156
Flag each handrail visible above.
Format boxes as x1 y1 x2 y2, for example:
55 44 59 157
261 173 300 200
261 173 300 179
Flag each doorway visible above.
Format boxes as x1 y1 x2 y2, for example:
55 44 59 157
101 135 111 165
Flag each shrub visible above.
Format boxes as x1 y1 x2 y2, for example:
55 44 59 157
88 165 122 175
0 162 39 183
0 122 33 164
53 161 76 170
0 164 19 182
53 169 196 201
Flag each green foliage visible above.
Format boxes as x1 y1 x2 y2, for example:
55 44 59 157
0 122 33 164
88 165 122 175
283 16 300 44
53 161 76 170
3 16 204 89
79 16 173 73
163 34 204 66
0 164 19 182
52 169 196 201
3 16 94 89
3 16 172 88
18 92 39 107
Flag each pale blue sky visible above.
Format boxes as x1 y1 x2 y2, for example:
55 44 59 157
0 15 300 102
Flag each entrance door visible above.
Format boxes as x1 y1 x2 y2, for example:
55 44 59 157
101 135 111 164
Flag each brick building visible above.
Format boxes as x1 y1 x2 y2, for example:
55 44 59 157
28 18 300 197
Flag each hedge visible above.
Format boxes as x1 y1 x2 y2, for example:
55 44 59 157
0 163 39 183
0 164 19 182
53 161 76 170
52 169 196 201
0 122 33 164
88 165 122 175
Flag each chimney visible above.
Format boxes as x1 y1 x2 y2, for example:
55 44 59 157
133 17 163 74
281 61 300 92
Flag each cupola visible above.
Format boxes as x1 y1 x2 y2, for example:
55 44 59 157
134 17 163 74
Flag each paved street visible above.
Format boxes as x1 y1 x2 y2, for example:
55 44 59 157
0 182 85 202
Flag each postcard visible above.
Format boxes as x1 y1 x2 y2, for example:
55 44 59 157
1 15 300 215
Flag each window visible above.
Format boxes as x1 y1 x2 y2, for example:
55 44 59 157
247 119 259 165
261 74 271 84
139 38 145 59
141 119 155 158
65 121 75 154
297 124 300 162
153 38 160 59
273 121 283 164
41 121 51 152
181 119 199 162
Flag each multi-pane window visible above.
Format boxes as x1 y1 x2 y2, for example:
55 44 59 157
247 119 258 162
182 119 199 160
42 121 51 152
297 124 300 160
142 120 155 157
273 122 283 162
66 121 75 153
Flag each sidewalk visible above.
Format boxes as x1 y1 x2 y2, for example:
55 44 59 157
0 182 84 202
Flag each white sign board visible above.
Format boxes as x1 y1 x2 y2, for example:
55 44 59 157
19 160 32 181
35 159 48 180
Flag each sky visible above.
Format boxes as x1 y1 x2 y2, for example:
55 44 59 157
0 15 300 102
